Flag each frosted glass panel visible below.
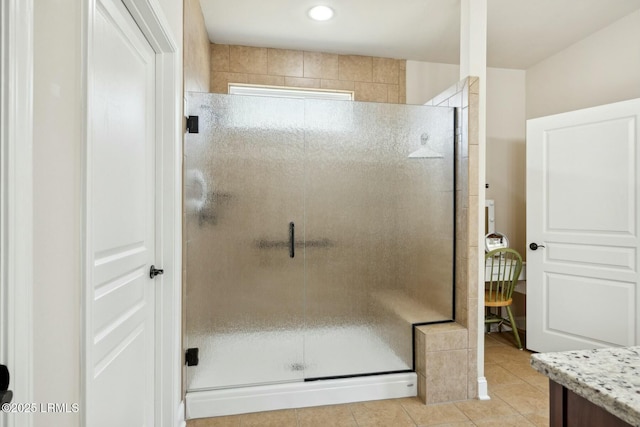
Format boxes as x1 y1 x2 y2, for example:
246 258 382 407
304 100 454 378
185 93 306 390
184 92 455 391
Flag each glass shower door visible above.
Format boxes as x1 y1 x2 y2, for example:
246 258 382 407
185 92 456 393
303 100 455 379
185 93 306 390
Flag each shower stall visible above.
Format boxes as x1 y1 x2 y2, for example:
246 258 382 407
184 92 456 418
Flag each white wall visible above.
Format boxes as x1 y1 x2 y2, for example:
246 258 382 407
32 1 183 426
408 8 640 253
157 0 182 40
486 68 526 258
406 61 459 105
526 9 640 119
33 2 82 425
406 62 527 256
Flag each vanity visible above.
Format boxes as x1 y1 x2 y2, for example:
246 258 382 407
531 347 640 427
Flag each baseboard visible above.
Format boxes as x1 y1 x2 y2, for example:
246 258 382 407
477 376 490 400
186 373 417 419
176 400 186 427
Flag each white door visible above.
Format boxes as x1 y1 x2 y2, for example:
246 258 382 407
526 98 640 353
87 0 157 425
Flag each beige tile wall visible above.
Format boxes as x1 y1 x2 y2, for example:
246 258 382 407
415 323 469 404
419 76 480 401
210 44 406 104
183 0 211 395
184 0 211 92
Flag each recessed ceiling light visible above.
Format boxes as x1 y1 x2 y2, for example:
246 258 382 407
308 5 334 21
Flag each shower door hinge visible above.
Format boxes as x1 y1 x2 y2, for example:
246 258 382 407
186 115 199 133
185 347 199 366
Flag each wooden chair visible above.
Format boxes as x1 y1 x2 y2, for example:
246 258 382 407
485 248 523 349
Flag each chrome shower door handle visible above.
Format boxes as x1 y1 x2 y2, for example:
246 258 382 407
289 222 295 258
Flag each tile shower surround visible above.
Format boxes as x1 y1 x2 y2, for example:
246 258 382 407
188 33 480 408
210 44 407 104
194 76 479 405
184 0 211 92
414 77 480 404
183 0 481 409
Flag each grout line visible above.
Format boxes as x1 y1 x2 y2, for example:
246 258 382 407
397 399 418 427
348 405 360 427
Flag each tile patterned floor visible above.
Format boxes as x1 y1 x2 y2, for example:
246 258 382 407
187 332 550 427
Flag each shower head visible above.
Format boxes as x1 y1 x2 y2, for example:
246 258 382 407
408 133 443 158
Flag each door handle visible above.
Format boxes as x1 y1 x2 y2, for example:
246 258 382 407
149 265 164 278
0 364 12 404
529 242 545 251
289 222 295 258
255 238 334 250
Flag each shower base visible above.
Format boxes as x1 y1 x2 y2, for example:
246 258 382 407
186 372 417 419
185 325 417 419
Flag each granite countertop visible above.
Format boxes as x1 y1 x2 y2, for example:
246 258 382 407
530 346 640 426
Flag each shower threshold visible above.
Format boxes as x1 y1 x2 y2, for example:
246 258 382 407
185 372 417 419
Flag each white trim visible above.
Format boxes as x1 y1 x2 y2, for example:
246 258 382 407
186 373 418 419
81 1 181 426
228 83 354 100
121 0 177 53
461 0 488 394
80 0 92 424
176 400 186 427
0 1 34 426
477 376 490 400
154 48 183 427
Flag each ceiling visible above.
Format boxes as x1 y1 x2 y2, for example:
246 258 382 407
199 0 640 69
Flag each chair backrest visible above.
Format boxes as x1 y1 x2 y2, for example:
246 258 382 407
485 248 523 302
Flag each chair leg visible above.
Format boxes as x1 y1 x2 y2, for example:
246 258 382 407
484 307 490 333
506 305 523 350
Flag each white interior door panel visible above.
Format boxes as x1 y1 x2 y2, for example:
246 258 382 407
526 98 640 352
87 0 156 425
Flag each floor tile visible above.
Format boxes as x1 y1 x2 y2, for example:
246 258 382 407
296 404 357 427
349 399 416 427
485 363 527 386
484 334 506 348
454 397 518 421
491 382 549 415
520 373 549 392
400 398 470 426
501 362 541 381
473 413 536 426
484 346 531 365
427 423 474 427
187 416 241 427
523 411 550 427
239 409 298 427
486 331 525 349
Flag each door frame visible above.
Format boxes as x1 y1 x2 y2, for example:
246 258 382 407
1 0 182 426
81 0 182 426
0 1 35 426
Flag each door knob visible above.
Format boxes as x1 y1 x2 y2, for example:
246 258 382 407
529 243 546 250
149 265 164 278
0 390 12 404
0 364 12 404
